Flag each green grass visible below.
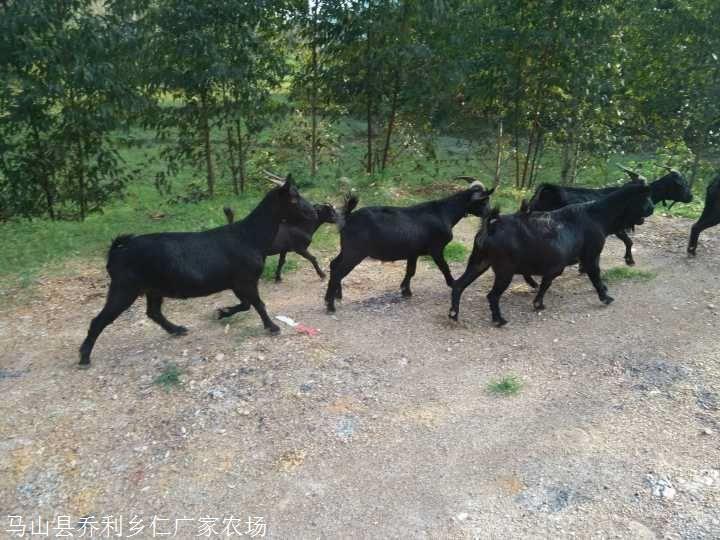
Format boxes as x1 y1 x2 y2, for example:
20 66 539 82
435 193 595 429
422 241 469 266
153 362 183 390
601 266 656 283
488 375 523 396
261 255 299 281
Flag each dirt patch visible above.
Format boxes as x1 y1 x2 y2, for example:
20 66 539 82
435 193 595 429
1 215 720 538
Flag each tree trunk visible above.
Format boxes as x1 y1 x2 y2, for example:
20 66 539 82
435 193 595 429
493 118 503 188
381 73 400 171
528 131 544 187
32 127 55 219
77 140 86 221
200 91 215 196
309 0 319 177
236 121 246 193
226 125 239 196
689 147 701 190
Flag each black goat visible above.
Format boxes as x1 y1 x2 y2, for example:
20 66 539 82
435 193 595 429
222 202 337 281
215 201 337 320
324 178 494 312
78 175 315 367
688 174 720 256
528 166 692 266
449 181 654 326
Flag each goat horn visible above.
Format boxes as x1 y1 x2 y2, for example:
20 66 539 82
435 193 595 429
454 175 479 183
659 164 674 172
262 169 285 186
616 164 639 176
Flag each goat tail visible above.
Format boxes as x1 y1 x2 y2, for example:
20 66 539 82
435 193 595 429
223 206 235 224
337 192 359 230
106 234 134 270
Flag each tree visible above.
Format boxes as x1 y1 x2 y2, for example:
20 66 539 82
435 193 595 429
144 0 291 196
0 0 140 220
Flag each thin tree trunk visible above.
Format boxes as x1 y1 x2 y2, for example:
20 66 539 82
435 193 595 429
236 121 245 193
200 91 215 196
520 123 536 189
381 73 400 171
77 140 86 221
493 117 503 188
309 0 318 177
689 148 701 190
32 127 55 219
528 131 544 187
570 141 580 184
226 125 239 195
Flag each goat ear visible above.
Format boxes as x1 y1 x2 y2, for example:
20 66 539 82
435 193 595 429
486 187 496 196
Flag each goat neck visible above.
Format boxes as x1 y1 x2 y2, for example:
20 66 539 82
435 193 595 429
438 190 477 227
588 186 645 234
230 190 284 251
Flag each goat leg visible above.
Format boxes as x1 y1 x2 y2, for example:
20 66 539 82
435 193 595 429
79 282 139 367
400 257 418 297
532 273 560 311
295 248 326 279
146 294 187 335
487 273 513 326
584 261 613 305
523 275 539 289
430 249 454 287
615 230 635 266
216 301 251 320
448 258 490 321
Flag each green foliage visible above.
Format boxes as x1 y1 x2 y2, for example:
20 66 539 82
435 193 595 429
488 375 523 396
601 267 656 283
153 363 183 389
0 0 142 220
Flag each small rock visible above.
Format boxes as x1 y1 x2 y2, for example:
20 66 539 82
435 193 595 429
707 303 716 310
456 512 469 521
701 427 713 436
208 388 225 400
661 486 676 499
215 353 225 362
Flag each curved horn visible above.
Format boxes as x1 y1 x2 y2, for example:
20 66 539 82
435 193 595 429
616 164 639 176
262 169 285 186
454 175 479 183
658 164 674 172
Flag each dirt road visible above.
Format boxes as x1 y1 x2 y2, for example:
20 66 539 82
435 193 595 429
1 215 719 539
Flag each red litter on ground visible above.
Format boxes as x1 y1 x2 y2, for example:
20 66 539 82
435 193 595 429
276 315 319 336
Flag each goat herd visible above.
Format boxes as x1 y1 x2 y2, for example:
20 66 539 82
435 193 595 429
79 167 720 367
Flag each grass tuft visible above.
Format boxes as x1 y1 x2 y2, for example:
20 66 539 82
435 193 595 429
601 266 656 283
261 255 300 281
443 242 469 262
153 362 183 389
488 375 523 396
423 241 468 266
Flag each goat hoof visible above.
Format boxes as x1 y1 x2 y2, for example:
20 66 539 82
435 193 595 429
625 259 635 266
325 305 336 314
448 309 458 321
401 288 412 298
77 361 91 370
216 308 231 320
601 296 614 305
687 249 696 257
533 302 545 311
171 326 188 336
268 325 281 335
318 272 327 280
493 317 508 327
